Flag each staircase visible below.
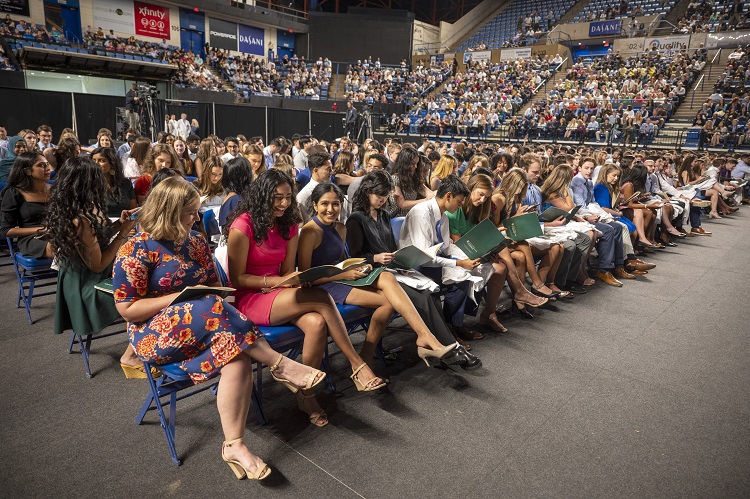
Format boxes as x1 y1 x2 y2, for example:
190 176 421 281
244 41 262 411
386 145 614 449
330 73 347 100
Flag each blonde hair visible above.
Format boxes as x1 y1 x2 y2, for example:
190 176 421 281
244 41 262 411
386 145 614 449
463 173 493 225
541 164 574 201
595 164 621 206
194 155 224 197
139 177 200 241
431 156 456 181
496 167 528 218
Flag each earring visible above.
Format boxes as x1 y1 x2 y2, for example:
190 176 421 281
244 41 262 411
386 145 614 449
109 169 115 175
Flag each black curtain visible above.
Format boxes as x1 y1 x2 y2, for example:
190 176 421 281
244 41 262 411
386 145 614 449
73 93 122 145
268 108 309 140
2 88 73 140
214 104 266 141
310 111 346 143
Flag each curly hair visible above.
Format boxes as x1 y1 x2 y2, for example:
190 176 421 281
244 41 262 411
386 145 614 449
53 137 81 166
91 146 125 208
223 168 301 245
351 170 393 213
46 156 109 267
391 146 423 196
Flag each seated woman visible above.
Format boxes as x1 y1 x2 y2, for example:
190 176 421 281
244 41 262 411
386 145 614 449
429 155 457 191
46 136 80 171
193 155 225 215
90 147 136 219
173 137 195 177
540 165 598 287
390 147 433 217
0 151 54 259
123 137 151 181
134 144 182 205
0 136 27 182
447 173 547 330
226 169 386 428
620 164 664 251
491 168 563 302
332 150 357 196
299 181 459 369
219 157 253 227
345 171 479 367
47 157 144 377
114 176 325 480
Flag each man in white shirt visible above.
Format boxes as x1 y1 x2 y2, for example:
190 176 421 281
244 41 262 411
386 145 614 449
293 136 312 176
263 138 283 169
176 113 190 139
220 137 241 164
296 152 333 223
398 175 492 339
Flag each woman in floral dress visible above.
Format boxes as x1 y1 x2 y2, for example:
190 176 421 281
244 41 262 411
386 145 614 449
113 177 325 481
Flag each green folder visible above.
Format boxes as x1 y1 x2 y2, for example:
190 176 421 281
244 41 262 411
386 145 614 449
502 213 544 241
336 266 386 287
273 258 367 288
390 244 441 270
454 218 508 262
538 204 581 224
94 278 114 294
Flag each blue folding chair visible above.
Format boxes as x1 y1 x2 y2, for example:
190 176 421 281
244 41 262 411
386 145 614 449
390 216 405 244
202 210 220 239
6 237 58 323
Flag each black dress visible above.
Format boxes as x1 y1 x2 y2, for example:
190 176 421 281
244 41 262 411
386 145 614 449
107 177 136 218
0 187 49 258
345 210 455 346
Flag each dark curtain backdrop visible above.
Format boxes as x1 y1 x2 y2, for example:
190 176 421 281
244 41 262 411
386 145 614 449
310 111 346 143
214 104 266 141
2 88 73 140
268 108 309 140
73 93 121 144
158 101 214 138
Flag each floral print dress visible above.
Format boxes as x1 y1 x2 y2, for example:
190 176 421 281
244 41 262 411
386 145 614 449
113 231 261 384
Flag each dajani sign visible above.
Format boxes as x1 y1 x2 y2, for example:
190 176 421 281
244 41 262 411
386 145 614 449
589 19 621 37
134 1 170 39
238 24 264 56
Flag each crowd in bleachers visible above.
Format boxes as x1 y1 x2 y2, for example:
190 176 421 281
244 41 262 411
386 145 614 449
692 45 750 149
344 58 451 105
673 0 749 34
510 47 703 144
574 0 677 23
459 0 576 52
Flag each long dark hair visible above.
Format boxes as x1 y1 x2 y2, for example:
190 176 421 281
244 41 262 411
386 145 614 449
46 156 108 267
91 146 125 206
621 163 648 192
224 168 301 244
310 182 344 205
351 170 393 213
5 152 42 193
391 146 423 195
222 157 253 194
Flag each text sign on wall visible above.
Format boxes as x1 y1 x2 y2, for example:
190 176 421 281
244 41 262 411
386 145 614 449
643 35 690 52
500 47 531 60
589 20 621 37
463 50 491 64
0 0 30 16
93 0 135 34
134 1 170 39
209 17 237 51
238 24 264 56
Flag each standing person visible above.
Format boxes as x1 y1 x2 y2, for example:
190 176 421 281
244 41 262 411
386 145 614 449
175 113 191 140
345 101 358 139
46 157 143 378
114 177 326 480
125 83 140 133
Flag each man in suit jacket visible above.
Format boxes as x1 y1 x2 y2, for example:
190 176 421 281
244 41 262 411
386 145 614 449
345 101 358 139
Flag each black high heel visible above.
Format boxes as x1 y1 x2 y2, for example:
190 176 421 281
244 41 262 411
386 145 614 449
511 300 534 319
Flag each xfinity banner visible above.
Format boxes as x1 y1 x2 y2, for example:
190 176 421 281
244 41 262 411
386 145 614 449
238 24 264 56
134 1 170 39
589 19 621 37
210 17 238 51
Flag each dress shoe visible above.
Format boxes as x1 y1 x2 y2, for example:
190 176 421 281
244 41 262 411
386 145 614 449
596 270 623 287
441 344 482 371
690 227 712 236
614 267 636 279
564 281 587 294
452 325 484 341
511 300 534 319
625 259 656 271
630 269 648 275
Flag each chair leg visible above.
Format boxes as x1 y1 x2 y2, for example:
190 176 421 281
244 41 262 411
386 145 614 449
24 279 35 324
322 347 335 393
67 332 76 354
137 369 182 465
80 334 93 379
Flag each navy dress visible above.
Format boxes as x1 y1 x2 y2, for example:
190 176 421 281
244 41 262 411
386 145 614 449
310 216 354 304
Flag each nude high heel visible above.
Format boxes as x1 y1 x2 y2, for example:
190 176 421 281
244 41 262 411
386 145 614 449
269 353 326 393
222 438 271 480
350 363 386 391
417 343 458 367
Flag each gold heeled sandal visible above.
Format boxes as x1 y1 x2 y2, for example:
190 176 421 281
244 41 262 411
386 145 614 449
120 363 160 379
296 391 328 427
221 438 271 480
269 354 326 393
350 363 386 391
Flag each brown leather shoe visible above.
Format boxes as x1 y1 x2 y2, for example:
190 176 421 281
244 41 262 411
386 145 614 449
691 227 712 236
630 269 648 275
625 259 656 271
614 267 636 279
596 271 623 287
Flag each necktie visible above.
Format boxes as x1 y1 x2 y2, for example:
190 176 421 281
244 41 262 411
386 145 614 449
435 219 444 243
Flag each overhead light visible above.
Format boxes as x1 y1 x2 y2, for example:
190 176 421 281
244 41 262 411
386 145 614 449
67 76 71 78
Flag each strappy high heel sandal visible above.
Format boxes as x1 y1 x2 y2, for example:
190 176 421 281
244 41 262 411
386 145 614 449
296 391 328 427
479 310 508 333
269 354 326 394
222 438 271 480
350 363 386 391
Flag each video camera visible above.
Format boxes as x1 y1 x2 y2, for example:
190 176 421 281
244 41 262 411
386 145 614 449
137 83 158 100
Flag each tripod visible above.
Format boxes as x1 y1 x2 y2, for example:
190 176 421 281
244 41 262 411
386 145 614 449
356 109 373 143
138 96 157 141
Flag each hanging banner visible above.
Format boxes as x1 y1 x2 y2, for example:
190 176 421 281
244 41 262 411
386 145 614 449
589 19 621 37
93 0 135 34
209 17 237 51
463 50 491 64
238 23 264 56
134 1 170 39
0 0 30 16
643 35 690 52
500 47 531 60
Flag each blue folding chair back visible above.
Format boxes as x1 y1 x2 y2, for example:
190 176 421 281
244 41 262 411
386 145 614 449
6 237 58 323
390 216 405 244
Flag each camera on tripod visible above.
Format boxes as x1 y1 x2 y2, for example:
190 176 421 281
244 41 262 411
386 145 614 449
137 83 158 100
